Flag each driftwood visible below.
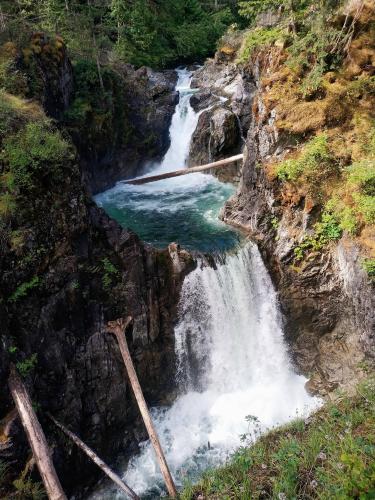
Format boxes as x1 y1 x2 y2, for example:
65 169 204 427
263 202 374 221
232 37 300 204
125 153 244 185
8 367 67 500
48 414 139 500
107 317 178 498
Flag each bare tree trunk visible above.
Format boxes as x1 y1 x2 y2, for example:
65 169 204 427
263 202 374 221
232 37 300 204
8 367 67 500
125 153 244 185
107 318 178 498
48 414 139 500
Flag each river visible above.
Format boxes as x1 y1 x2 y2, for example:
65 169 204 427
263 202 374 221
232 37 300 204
92 68 319 499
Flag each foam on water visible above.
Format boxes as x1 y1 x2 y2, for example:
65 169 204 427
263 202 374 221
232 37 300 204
95 68 239 252
91 68 319 499
91 244 319 499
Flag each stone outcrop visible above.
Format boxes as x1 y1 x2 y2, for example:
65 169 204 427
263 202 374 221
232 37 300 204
79 66 178 194
0 69 191 495
188 60 254 182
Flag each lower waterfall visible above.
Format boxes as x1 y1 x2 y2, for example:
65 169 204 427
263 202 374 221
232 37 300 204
93 67 319 499
93 244 319 499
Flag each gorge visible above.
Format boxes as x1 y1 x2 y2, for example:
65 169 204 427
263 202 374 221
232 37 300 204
91 69 318 498
0 1 374 499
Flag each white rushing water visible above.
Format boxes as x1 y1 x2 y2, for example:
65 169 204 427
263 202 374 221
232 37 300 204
92 69 319 499
92 246 319 499
94 68 238 252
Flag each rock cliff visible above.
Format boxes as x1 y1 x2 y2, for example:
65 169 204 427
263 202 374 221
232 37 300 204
192 50 374 396
0 37 190 496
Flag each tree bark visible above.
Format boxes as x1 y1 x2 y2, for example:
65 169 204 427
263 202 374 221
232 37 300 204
8 367 67 500
48 414 139 500
125 153 244 185
107 318 177 498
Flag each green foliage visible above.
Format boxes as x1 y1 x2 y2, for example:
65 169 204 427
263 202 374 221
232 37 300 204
101 257 120 291
293 211 342 261
13 476 45 499
8 276 40 302
112 0 233 68
238 0 284 24
16 353 38 377
346 159 375 224
1 0 233 70
326 197 358 234
362 258 375 281
0 460 9 487
2 122 72 192
181 377 375 500
237 26 284 63
64 60 129 154
353 193 375 224
277 134 334 183
284 1 349 94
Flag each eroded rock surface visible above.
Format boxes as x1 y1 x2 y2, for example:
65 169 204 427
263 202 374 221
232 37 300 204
188 60 254 182
219 56 375 396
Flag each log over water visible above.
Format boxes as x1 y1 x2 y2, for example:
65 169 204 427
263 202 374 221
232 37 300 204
125 153 243 185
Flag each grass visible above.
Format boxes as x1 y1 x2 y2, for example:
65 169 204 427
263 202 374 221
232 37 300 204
180 378 375 499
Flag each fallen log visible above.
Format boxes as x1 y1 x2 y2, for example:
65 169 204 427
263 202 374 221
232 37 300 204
8 367 67 500
125 153 243 185
107 317 178 498
48 414 139 500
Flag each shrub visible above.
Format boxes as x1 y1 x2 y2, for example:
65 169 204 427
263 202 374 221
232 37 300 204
276 134 334 183
238 0 285 25
2 122 72 192
16 353 38 377
362 258 375 280
13 476 45 499
353 193 375 224
346 160 375 224
237 27 285 63
101 257 120 291
326 197 358 234
347 160 375 197
293 211 342 261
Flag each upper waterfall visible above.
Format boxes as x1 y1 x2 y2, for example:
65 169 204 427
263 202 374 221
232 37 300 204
94 69 240 252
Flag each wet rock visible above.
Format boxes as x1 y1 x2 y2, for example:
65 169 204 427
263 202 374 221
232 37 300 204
190 91 218 111
221 55 375 397
188 57 254 182
0 177 191 495
189 106 241 181
83 65 179 194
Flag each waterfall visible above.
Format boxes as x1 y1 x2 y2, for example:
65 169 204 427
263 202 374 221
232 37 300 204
106 244 318 498
95 69 238 252
154 68 200 174
92 69 319 499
